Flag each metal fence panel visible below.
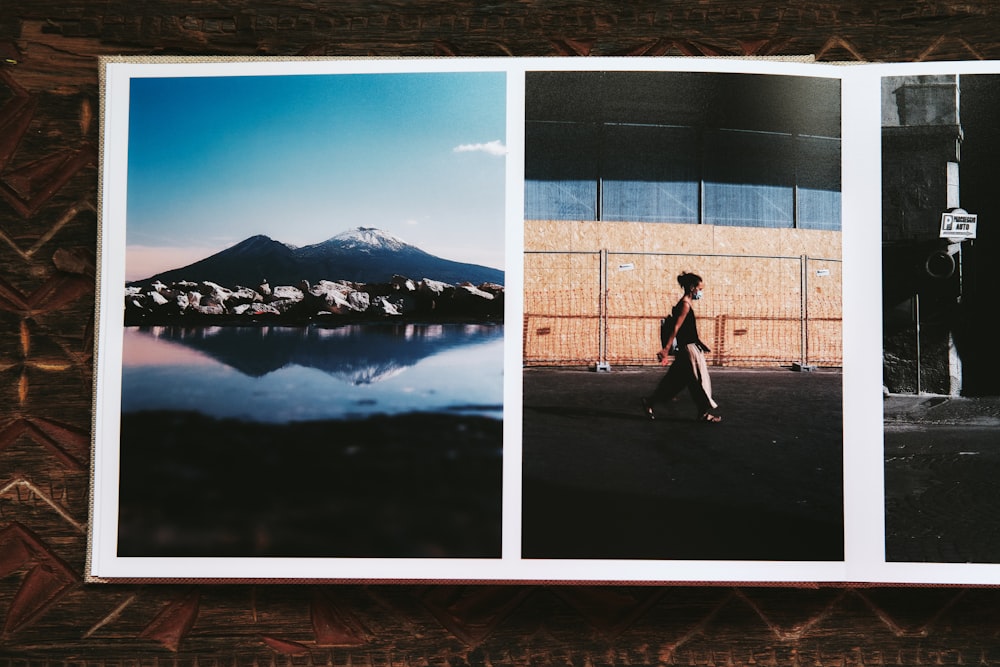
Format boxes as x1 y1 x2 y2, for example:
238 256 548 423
523 251 602 365
524 250 842 368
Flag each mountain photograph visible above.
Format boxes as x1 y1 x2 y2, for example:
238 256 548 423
105 68 508 563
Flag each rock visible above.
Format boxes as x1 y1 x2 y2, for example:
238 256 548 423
309 281 371 313
419 278 452 296
198 281 232 306
124 274 503 324
374 296 402 315
193 303 226 315
391 275 417 292
230 286 262 305
233 302 282 316
271 285 304 302
269 298 303 314
457 283 495 300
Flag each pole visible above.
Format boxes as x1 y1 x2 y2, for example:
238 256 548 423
800 255 808 368
597 249 609 371
915 292 922 395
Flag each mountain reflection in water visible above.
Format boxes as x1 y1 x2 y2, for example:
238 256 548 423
121 323 504 422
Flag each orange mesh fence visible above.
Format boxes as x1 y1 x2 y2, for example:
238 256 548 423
523 252 603 366
524 252 842 368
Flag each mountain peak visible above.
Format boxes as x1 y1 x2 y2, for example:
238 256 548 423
231 234 285 249
327 227 410 252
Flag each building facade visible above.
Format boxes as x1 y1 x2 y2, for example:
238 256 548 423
523 71 843 369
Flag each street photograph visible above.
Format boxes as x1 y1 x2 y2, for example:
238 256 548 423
882 73 1000 563
521 69 845 561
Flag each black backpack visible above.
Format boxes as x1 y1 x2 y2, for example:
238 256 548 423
659 315 679 354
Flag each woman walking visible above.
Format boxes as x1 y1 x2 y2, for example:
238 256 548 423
641 271 721 423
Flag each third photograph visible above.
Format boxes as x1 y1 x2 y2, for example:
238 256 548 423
882 72 1000 564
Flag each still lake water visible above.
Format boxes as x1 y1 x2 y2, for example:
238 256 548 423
118 321 504 558
121 322 505 423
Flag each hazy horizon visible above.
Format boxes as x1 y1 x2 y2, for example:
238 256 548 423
125 226 504 284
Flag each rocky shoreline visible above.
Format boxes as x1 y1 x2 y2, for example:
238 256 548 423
124 274 504 326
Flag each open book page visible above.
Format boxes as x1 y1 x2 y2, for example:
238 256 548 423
89 56 1000 584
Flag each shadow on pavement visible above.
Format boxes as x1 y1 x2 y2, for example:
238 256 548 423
527 404 692 423
521 367 844 562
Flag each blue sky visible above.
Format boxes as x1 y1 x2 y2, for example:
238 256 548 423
125 71 507 281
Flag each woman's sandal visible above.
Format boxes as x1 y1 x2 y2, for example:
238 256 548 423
698 412 722 423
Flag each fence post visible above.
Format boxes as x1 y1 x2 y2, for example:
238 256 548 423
597 249 610 371
793 254 818 371
800 254 808 368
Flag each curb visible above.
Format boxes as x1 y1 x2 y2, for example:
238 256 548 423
884 393 1000 425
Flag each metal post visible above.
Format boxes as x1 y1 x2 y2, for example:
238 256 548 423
793 255 815 371
914 292 922 395
596 249 610 371
801 255 808 368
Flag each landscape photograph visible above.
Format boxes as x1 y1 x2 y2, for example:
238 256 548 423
109 68 508 559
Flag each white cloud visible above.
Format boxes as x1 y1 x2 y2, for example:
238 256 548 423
453 139 507 156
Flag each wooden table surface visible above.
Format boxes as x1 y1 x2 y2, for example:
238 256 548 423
2 1 1000 663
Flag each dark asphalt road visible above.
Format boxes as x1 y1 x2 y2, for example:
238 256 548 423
885 422 1000 563
521 366 844 561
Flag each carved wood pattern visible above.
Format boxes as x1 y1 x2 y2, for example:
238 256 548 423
2 1 1000 662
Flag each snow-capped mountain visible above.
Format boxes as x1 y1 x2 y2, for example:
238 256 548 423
132 227 503 288
306 227 411 253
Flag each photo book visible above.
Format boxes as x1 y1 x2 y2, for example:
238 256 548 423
89 55 1000 584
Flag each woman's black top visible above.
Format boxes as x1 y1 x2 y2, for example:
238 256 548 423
672 298 699 347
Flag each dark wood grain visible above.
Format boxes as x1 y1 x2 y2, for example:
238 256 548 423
2 1 1000 663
